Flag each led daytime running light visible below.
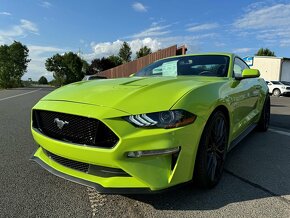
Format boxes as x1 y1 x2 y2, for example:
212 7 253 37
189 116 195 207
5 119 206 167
128 114 158 127
125 110 196 129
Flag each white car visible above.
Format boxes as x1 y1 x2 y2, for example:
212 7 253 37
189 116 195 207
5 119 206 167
266 81 290 96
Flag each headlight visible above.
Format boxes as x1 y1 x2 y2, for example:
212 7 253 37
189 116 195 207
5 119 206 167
124 110 196 129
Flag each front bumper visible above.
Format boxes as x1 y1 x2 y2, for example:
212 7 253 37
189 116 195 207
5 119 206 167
31 100 205 192
282 90 290 96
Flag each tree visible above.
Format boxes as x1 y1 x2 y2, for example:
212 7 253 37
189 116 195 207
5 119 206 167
118 42 132 63
0 41 30 88
255 48 275 56
87 56 122 75
88 58 111 75
108 55 122 66
136 46 152 59
38 76 48 84
81 59 89 75
45 54 66 86
45 52 84 86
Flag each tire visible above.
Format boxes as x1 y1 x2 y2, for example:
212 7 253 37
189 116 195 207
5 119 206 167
194 111 229 189
273 89 281 97
257 94 270 131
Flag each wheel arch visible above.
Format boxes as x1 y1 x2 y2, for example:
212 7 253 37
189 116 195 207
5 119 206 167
201 104 231 150
213 105 230 124
192 104 230 187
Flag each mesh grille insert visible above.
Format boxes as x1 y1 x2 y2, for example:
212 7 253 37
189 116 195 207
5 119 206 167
45 150 130 177
46 150 89 173
33 110 119 148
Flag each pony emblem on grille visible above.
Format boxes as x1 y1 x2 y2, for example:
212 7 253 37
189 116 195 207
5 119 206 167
54 118 69 130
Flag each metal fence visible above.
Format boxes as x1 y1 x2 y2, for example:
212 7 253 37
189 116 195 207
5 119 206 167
98 45 186 78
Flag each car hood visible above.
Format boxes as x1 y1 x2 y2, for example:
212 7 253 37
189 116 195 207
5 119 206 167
41 77 217 114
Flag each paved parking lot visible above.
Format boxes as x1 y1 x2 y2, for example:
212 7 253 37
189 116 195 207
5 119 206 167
270 96 290 129
0 89 289 217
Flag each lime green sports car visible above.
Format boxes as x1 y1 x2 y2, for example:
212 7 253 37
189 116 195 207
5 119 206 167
31 53 270 193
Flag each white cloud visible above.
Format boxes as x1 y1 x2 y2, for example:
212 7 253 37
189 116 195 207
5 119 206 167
0 19 38 43
86 24 219 61
0 36 5 44
234 4 290 29
20 19 38 33
131 25 171 38
233 3 290 47
232 48 254 54
157 34 217 53
132 2 147 12
158 33 216 43
244 1 268 12
86 33 210 62
86 38 161 61
92 40 123 56
28 45 64 55
40 1 52 8
0 12 11 16
280 39 290 47
23 45 66 81
129 38 161 53
186 23 219 32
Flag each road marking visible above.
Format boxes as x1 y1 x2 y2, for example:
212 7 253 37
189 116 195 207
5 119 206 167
0 89 41 102
269 128 290 137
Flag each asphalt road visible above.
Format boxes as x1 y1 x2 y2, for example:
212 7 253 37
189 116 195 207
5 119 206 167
0 88 289 217
0 88 91 217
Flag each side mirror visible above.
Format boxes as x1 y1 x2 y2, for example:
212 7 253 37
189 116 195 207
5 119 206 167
236 69 260 80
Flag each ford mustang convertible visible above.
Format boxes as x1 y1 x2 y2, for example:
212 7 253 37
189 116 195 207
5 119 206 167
31 53 270 193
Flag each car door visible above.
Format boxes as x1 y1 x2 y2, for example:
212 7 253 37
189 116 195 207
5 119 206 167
229 57 261 139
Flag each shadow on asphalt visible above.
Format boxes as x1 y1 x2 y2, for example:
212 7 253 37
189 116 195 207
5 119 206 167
270 104 287 107
123 129 290 210
270 114 290 129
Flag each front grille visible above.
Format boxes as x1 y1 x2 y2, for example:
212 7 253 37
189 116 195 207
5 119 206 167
32 110 119 148
286 87 290 90
45 150 130 177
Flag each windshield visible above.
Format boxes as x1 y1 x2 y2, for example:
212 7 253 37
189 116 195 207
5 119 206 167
135 55 230 77
271 81 283 85
281 81 290 86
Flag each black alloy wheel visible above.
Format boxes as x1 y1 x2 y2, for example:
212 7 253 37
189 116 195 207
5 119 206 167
194 111 229 188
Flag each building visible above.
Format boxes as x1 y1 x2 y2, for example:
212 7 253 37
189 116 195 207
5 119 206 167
243 56 290 82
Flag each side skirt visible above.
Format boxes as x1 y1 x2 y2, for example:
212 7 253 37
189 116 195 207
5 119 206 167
228 124 257 151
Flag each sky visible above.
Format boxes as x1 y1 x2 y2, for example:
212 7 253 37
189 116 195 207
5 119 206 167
1 0 290 81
